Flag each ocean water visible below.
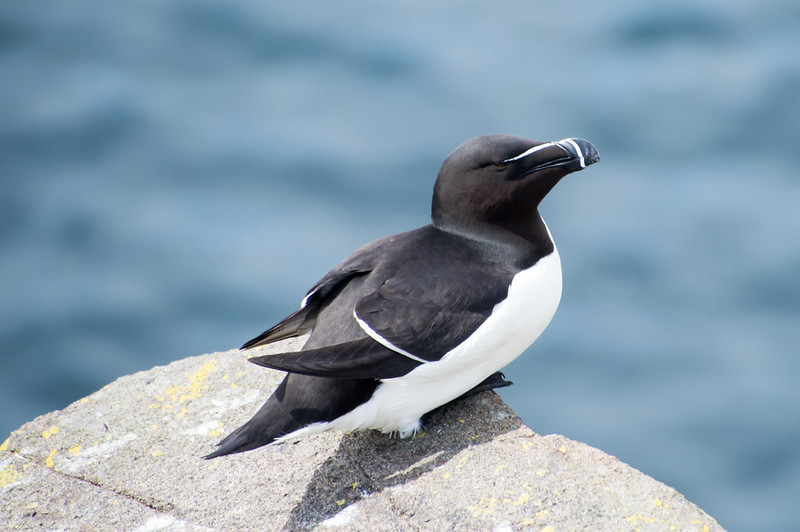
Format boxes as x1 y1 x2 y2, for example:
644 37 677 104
2 1 799 529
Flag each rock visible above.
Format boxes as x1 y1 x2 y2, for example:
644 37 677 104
1 338 724 531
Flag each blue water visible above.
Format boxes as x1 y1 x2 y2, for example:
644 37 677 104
2 1 798 529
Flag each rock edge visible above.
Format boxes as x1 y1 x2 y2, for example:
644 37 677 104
1 339 724 531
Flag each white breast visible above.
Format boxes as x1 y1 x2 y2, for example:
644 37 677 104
277 245 563 442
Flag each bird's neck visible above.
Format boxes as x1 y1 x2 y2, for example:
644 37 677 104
432 211 554 268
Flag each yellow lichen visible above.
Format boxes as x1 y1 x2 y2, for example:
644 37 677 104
152 360 218 418
0 437 9 453
468 497 497 517
164 384 181 402
68 444 81 456
41 426 59 439
208 422 224 438
180 360 217 403
45 449 57 468
513 493 530 506
0 464 22 488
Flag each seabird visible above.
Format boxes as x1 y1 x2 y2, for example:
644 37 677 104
205 134 599 458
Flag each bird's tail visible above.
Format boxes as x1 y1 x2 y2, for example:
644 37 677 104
203 373 380 459
203 377 301 459
203 419 287 459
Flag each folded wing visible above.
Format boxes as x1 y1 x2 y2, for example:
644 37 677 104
249 337 421 379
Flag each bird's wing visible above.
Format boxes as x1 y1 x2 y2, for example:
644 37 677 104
239 306 315 349
353 265 512 362
240 268 367 349
248 337 421 379
244 227 516 376
249 264 511 379
240 239 386 349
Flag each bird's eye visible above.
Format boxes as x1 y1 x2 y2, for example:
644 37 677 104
492 161 508 169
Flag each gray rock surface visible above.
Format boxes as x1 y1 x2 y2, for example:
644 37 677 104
1 338 724 531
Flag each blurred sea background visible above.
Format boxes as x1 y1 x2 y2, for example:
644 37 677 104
2 1 798 529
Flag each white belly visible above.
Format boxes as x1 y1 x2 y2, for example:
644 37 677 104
277 247 562 442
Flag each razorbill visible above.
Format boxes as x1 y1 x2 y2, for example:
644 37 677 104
205 134 599 458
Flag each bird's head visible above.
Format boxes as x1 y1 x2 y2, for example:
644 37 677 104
432 134 599 244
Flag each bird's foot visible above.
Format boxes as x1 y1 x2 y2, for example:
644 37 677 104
458 371 514 399
420 372 513 426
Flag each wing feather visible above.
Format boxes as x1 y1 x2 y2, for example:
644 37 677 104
353 267 512 362
248 337 421 379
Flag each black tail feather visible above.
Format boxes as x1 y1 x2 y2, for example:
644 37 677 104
203 426 279 459
203 376 298 459
203 373 379 459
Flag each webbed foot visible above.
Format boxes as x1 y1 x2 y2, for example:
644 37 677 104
421 372 514 426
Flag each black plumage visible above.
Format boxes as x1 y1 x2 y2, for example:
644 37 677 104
205 135 599 458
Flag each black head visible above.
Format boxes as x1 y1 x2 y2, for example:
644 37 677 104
432 134 599 247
